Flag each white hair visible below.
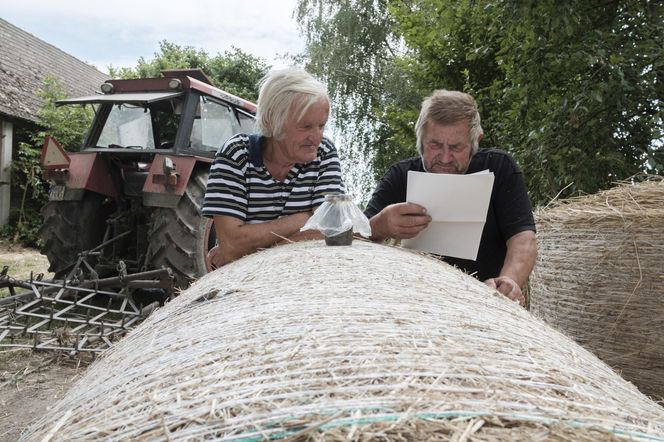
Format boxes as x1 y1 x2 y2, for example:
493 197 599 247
256 68 329 140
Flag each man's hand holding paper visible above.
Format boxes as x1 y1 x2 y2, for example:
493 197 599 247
402 170 495 260
368 202 431 242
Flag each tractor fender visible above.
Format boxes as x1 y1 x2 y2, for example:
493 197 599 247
143 154 213 208
43 152 120 201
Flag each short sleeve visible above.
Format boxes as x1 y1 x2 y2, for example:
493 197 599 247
202 135 250 220
491 153 536 239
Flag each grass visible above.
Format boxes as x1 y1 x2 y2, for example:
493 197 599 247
0 240 52 298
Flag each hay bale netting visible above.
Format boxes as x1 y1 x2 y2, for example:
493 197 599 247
22 241 664 441
530 178 664 400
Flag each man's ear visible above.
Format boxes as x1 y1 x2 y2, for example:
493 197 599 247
478 132 484 143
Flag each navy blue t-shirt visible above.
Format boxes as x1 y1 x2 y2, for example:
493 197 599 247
364 149 536 281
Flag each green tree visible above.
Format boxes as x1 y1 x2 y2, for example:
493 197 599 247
36 77 95 150
109 41 270 102
297 0 664 206
488 0 664 203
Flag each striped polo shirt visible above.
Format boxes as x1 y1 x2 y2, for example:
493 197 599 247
202 133 345 223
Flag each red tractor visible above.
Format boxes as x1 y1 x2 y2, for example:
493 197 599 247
39 69 256 289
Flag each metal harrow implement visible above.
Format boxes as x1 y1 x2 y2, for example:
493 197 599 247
0 258 174 354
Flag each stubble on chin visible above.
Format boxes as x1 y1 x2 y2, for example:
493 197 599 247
425 161 462 174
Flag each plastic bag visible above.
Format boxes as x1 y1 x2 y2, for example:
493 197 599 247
301 194 372 238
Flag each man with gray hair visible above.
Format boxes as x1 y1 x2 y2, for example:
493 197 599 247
365 90 537 306
203 68 345 267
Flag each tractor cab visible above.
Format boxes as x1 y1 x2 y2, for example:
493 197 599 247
55 69 256 156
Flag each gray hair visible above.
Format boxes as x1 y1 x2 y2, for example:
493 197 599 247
255 68 329 140
415 90 483 155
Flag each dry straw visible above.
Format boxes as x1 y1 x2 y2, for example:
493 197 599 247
530 177 664 400
22 241 664 441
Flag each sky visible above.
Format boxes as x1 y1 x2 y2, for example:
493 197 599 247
2 0 306 74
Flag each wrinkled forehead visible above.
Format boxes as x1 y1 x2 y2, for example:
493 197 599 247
422 119 472 138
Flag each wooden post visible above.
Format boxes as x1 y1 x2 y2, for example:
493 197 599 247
0 120 14 226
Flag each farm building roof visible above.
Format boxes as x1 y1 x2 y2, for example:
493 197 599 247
0 18 110 124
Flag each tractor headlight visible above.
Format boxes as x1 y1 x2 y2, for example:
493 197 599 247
100 83 114 94
168 79 182 90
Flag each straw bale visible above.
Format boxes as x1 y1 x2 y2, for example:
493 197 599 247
530 178 664 400
21 241 664 441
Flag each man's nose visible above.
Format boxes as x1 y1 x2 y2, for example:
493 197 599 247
439 147 453 163
309 127 324 142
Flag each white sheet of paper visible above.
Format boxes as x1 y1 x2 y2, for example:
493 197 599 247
402 170 494 260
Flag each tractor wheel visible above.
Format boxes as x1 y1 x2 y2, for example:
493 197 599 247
39 192 108 278
147 169 215 289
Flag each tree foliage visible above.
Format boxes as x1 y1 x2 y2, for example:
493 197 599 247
109 41 270 102
296 0 663 206
473 0 663 203
36 77 95 150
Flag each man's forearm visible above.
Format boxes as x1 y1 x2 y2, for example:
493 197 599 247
499 230 537 288
214 212 311 263
367 203 431 242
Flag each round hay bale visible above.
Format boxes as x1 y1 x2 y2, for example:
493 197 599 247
22 241 664 441
530 178 664 400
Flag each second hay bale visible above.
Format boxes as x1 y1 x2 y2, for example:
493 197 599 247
530 178 664 399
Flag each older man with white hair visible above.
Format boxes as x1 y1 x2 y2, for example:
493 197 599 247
203 68 345 267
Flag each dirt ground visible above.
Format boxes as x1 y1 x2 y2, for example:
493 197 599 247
0 351 85 441
0 241 84 441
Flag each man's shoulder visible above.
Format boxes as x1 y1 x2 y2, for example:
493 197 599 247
219 133 251 158
317 137 339 161
391 156 423 172
469 148 520 174
472 148 514 161
377 156 423 183
319 136 336 152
